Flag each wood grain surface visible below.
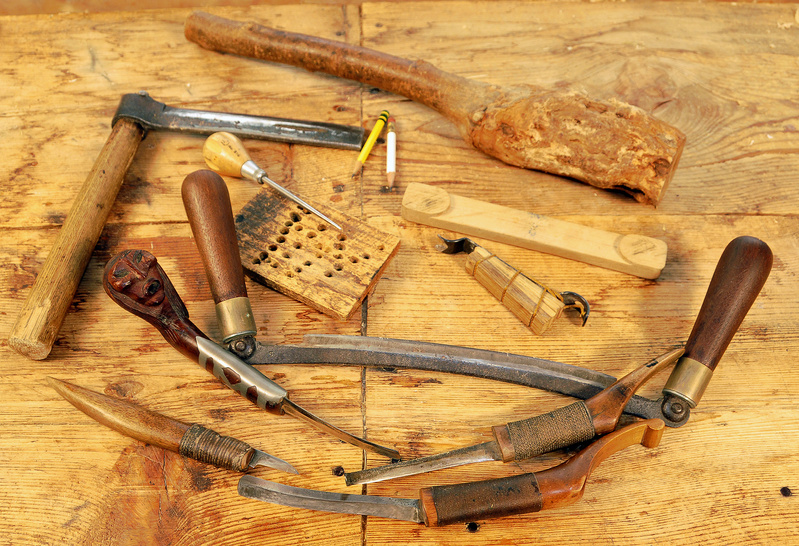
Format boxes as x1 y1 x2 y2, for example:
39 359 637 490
1 2 798 544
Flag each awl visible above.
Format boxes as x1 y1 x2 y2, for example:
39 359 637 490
239 420 665 526
102 249 400 460
48 377 297 474
344 347 681 485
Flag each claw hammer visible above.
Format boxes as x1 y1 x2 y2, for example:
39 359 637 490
8 92 367 360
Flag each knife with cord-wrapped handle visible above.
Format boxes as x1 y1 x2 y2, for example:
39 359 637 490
102 249 400 460
239 419 665 526
344 347 681 485
47 377 297 474
344 235 772 484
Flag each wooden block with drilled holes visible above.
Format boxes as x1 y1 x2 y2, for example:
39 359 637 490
235 190 401 320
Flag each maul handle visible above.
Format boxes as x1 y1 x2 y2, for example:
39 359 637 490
9 119 144 360
182 170 256 345
663 236 772 410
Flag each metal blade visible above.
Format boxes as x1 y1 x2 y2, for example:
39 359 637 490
238 475 423 523
281 399 400 460
244 335 688 427
249 449 299 475
113 92 367 150
345 441 501 486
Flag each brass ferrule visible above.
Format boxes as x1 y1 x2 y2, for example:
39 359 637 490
215 297 257 343
661 357 714 408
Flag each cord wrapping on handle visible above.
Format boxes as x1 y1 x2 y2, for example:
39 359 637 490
179 423 253 471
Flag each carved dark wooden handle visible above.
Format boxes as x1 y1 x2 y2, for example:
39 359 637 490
421 420 665 526
182 170 248 304
684 236 772 371
103 249 203 360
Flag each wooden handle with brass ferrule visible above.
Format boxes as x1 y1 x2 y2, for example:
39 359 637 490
420 419 665 526
8 118 144 360
182 170 257 346
662 236 772 411
47 377 257 471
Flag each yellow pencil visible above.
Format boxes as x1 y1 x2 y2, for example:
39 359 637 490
352 110 389 177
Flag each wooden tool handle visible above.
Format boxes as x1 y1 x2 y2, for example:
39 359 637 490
464 245 566 335
184 12 478 121
421 420 664 526
9 119 144 360
492 348 681 461
203 132 252 178
182 169 257 345
403 183 668 279
685 236 772 371
662 236 772 408
102 249 203 361
182 170 248 304
48 377 255 471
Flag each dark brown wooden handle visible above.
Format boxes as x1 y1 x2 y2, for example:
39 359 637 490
9 119 144 360
421 420 664 526
182 170 248 304
684 236 772 371
103 249 203 361
184 11 475 120
662 236 772 410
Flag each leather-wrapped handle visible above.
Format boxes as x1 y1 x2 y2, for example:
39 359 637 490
421 419 665 526
182 170 256 344
663 236 772 408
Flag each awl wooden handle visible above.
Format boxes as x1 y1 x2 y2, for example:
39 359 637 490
182 170 256 344
8 119 144 360
403 183 667 279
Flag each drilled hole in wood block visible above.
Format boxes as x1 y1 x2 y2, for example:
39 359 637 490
252 258 261 265
237 189 400 319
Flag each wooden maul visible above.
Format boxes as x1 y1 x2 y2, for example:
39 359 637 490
235 190 401 320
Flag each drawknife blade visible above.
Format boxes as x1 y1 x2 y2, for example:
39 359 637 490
238 475 423 523
244 335 687 427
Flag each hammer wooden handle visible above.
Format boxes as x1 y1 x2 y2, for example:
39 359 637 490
9 118 143 360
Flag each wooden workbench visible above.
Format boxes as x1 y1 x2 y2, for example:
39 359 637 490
1 2 797 544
